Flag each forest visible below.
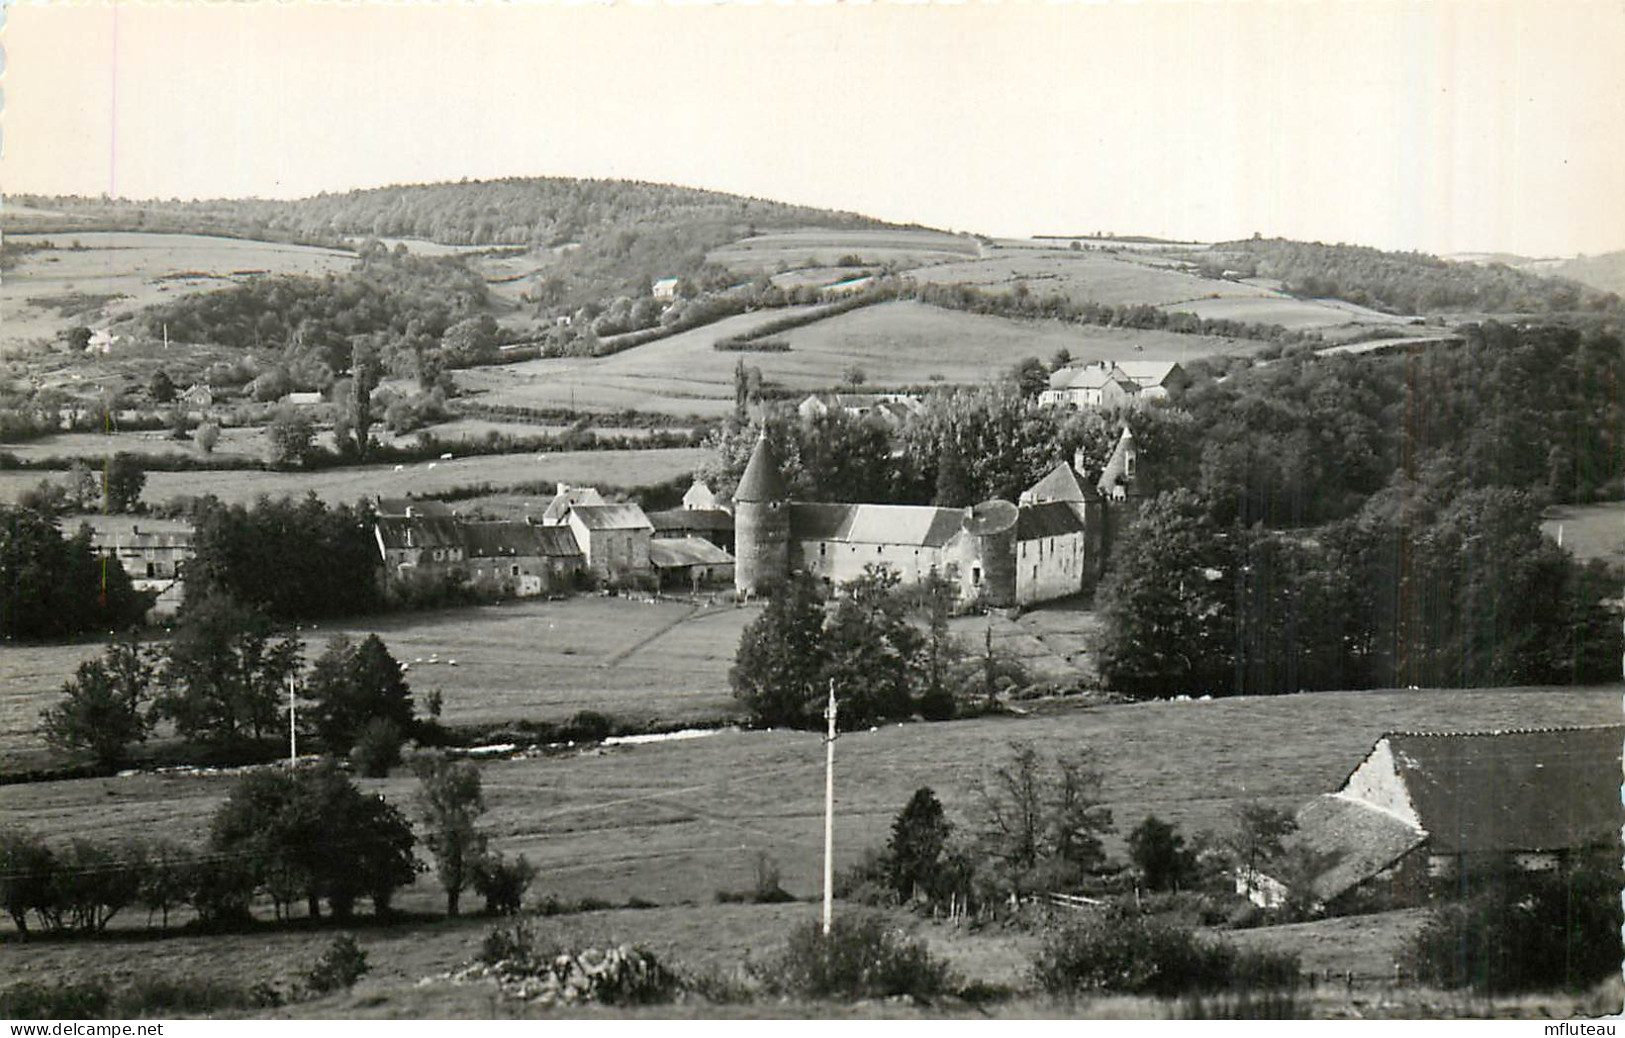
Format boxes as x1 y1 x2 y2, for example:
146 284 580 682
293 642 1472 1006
1218 238 1623 317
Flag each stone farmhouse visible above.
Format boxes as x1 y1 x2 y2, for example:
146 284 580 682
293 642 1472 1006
87 523 194 620
796 393 925 429
1244 725 1625 911
733 425 1145 607
1040 360 1187 409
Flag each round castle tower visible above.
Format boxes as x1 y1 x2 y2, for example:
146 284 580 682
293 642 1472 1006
733 433 791 595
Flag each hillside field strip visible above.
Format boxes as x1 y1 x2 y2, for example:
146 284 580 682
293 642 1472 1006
1 684 1613 910
0 446 707 510
707 227 980 273
1 232 355 348
0 598 1075 771
1543 502 1625 567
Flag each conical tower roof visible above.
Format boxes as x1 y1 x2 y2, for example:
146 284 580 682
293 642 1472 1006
734 433 788 503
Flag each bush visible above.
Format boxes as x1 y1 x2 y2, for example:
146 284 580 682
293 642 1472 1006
755 913 954 1001
472 851 537 915
0 980 113 1018
304 935 370 995
1032 911 1299 998
1405 859 1622 993
351 717 405 778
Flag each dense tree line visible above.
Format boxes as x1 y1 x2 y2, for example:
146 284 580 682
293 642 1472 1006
184 495 381 621
0 506 151 641
1218 238 1622 316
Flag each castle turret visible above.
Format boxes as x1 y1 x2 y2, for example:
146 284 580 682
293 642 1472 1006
733 433 791 595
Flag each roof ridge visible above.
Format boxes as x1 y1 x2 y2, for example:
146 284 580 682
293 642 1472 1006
1381 724 1625 739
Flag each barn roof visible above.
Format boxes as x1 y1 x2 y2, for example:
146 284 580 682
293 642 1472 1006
1047 363 1141 392
649 536 735 569
1291 794 1429 902
1376 726 1624 855
568 503 653 532
1114 360 1183 387
789 503 966 547
734 435 789 503
1016 501 1088 541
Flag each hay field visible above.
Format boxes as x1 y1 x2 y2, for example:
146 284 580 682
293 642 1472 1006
1543 502 1625 567
903 249 1269 308
2 232 354 347
709 228 979 273
0 447 706 509
2 684 1613 910
1162 293 1409 335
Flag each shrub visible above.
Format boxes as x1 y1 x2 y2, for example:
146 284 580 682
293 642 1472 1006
755 913 954 1001
351 717 405 778
0 980 113 1019
472 851 537 915
479 919 559 970
1405 859 1622 993
1032 911 1298 998
304 935 370 995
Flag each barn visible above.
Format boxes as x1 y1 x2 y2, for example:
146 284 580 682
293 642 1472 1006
1248 725 1625 911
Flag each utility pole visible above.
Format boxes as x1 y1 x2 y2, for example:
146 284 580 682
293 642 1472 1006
823 677 837 936
287 674 298 766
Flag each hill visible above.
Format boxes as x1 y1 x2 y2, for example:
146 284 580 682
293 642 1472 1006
5 178 894 251
1543 250 1625 297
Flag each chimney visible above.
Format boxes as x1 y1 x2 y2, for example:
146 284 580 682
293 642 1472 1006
557 482 570 496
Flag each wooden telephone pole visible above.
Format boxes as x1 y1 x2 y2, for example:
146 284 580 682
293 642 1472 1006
823 677 837 936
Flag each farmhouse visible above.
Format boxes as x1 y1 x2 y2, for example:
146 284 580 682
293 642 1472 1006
88 524 195 620
796 393 924 428
1039 361 1186 408
374 516 584 596
682 479 720 511
1245 725 1625 911
651 278 682 301
734 431 1131 606
564 503 655 584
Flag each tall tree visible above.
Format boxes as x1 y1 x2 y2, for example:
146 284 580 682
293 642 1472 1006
414 756 488 917
0 507 149 640
101 453 146 514
729 572 829 729
41 633 156 768
155 593 302 746
306 634 414 751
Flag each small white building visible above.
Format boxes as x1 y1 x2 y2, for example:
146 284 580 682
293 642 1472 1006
651 278 682 301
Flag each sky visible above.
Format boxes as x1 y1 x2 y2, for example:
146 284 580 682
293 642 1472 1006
5 1 1623 258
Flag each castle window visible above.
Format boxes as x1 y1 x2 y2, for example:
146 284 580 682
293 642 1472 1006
972 566 982 585
511 565 520 577
819 543 826 557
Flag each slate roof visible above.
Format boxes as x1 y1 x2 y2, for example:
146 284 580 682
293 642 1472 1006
788 503 965 547
1377 726 1624 855
734 436 789 503
375 516 463 550
649 536 735 569
1016 501 1089 541
461 522 582 559
542 486 606 524
568 503 654 532
1114 360 1184 387
1021 462 1100 505
648 508 735 534
376 497 452 519
1047 363 1140 393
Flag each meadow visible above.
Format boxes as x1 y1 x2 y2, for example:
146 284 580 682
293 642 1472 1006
0 446 707 510
2 683 1613 910
902 248 1265 308
707 228 979 273
2 232 355 349
1542 502 1625 567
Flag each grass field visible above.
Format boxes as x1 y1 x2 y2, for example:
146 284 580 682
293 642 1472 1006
0 447 707 509
1543 502 1625 567
708 228 979 274
2 232 354 349
1162 293 1410 336
903 249 1267 308
2 683 1613 909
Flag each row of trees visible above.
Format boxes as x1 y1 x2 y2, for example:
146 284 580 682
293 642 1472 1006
730 568 1034 730
1096 483 1622 697
0 755 528 935
41 599 411 766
